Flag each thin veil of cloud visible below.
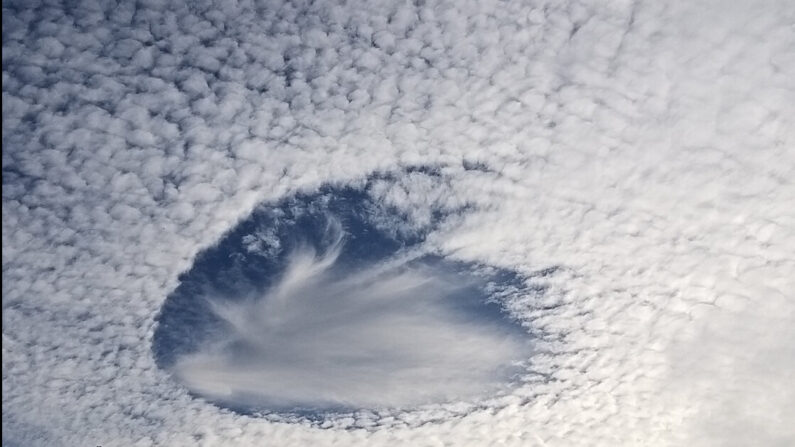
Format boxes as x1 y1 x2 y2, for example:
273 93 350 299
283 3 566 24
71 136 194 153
172 218 530 411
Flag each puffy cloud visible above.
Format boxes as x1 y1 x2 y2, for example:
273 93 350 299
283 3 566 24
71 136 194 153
2 0 794 445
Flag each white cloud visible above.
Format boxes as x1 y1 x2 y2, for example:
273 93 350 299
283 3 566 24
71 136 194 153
2 0 794 445
172 220 530 411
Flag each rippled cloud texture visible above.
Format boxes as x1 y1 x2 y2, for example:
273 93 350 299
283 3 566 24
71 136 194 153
2 0 794 446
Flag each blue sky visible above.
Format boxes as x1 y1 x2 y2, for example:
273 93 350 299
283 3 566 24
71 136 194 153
154 184 533 415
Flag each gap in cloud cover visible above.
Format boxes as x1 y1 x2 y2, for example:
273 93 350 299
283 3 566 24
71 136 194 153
153 182 534 416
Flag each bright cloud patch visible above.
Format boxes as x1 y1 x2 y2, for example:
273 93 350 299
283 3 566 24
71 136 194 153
154 186 532 413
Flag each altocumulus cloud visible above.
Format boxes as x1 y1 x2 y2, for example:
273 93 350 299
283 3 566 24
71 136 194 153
2 0 794 446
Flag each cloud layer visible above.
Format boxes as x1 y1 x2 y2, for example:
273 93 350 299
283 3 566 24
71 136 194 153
2 0 794 446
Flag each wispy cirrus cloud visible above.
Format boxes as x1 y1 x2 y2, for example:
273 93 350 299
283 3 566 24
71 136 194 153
173 224 530 411
155 190 532 414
